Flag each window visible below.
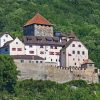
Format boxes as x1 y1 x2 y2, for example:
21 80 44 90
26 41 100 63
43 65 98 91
72 51 75 54
17 48 22 51
40 51 44 54
12 48 16 51
49 52 54 55
6 34 8 37
75 63 76 65
51 59 52 61
79 45 81 47
40 45 43 48
55 46 57 49
21 60 24 63
89 64 92 67
55 52 60 55
29 61 31 63
29 45 32 48
5 48 8 51
16 42 18 44
36 61 38 63
40 61 43 63
78 59 80 61
72 44 75 47
77 51 80 54
50 46 53 49
29 51 34 54
82 51 85 55
56 59 57 62
45 57 46 60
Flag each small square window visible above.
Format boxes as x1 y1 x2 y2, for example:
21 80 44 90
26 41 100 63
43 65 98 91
40 61 43 63
82 51 85 55
77 51 80 54
29 45 32 48
21 60 24 63
5 48 8 51
6 34 8 37
16 42 18 44
12 48 16 51
50 46 53 49
36 61 38 63
72 44 75 47
29 51 34 54
72 51 75 54
29 61 31 63
55 46 57 49
17 48 22 51
78 59 80 61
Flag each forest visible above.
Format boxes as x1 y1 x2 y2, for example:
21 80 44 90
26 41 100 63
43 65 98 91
0 0 100 67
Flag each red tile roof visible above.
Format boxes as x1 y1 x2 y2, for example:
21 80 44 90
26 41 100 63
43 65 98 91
83 59 94 64
24 13 52 26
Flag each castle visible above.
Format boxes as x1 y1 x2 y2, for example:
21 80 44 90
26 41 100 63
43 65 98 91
0 13 100 83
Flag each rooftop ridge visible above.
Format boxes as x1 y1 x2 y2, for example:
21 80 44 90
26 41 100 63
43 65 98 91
24 13 53 26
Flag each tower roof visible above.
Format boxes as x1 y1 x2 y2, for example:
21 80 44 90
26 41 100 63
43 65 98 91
24 13 52 26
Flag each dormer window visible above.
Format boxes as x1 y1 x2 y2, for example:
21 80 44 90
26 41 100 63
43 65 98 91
72 44 75 47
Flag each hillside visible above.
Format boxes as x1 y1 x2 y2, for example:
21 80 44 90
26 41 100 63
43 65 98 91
0 0 100 67
1 80 100 100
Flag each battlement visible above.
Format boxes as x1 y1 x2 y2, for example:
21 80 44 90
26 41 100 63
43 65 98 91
14 59 99 84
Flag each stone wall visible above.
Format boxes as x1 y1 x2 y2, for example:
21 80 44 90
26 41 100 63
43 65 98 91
14 60 99 83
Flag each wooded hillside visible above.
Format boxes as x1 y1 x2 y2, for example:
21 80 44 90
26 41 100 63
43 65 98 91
0 0 100 67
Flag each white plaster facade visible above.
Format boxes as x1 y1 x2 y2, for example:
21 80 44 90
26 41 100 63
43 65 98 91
61 40 88 67
25 44 62 66
0 38 25 55
0 34 13 47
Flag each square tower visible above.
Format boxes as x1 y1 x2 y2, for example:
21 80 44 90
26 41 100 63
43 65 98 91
23 13 53 37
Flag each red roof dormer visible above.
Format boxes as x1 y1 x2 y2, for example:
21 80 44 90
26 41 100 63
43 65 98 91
24 13 52 26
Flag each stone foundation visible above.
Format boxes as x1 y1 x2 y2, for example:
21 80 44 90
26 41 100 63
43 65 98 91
14 60 99 83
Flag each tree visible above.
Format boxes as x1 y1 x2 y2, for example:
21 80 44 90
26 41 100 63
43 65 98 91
0 55 18 92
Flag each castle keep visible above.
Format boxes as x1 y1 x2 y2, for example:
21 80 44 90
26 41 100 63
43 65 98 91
0 13 99 83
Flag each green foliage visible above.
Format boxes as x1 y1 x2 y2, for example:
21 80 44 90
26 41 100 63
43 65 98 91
0 79 100 100
66 80 88 87
0 55 18 92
